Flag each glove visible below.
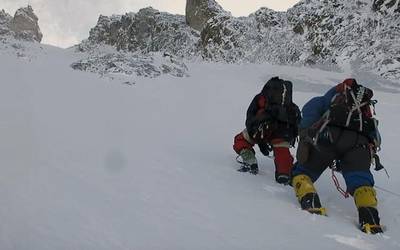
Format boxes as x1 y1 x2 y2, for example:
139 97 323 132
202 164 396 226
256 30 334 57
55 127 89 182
368 120 382 151
258 143 272 156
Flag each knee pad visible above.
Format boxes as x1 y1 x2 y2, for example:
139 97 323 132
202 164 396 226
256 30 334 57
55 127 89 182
233 131 254 154
292 174 317 202
354 186 377 208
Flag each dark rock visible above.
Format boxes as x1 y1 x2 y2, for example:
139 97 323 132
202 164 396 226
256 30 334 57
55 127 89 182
293 23 304 35
186 0 226 31
9 6 42 42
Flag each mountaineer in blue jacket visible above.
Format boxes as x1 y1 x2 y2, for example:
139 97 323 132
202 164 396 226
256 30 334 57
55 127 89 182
292 78 384 234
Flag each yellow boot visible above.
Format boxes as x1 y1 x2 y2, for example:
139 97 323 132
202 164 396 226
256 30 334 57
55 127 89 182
354 186 383 234
292 175 326 215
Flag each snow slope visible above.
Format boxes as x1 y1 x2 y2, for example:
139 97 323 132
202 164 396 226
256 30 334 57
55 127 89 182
1 41 400 250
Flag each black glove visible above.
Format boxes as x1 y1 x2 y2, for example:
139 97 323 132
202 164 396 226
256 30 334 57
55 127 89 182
258 143 272 156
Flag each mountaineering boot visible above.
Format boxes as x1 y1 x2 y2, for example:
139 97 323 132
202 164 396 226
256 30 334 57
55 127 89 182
354 186 383 234
275 172 290 185
238 149 258 175
358 207 383 234
292 175 327 215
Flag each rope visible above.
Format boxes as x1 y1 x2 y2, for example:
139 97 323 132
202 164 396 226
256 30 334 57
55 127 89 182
375 185 400 198
331 168 350 198
236 155 249 167
329 161 397 199
383 168 390 179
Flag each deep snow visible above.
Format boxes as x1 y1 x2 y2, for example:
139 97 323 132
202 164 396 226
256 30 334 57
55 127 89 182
1 40 400 250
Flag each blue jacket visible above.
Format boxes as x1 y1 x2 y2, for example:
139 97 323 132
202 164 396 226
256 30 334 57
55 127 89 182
299 87 337 129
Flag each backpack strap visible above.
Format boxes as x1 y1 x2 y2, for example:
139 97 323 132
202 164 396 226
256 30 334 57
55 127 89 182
281 83 287 106
307 107 332 147
257 95 266 110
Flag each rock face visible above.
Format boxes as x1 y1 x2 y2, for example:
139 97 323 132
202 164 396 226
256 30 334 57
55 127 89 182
10 6 42 42
200 0 400 80
0 6 42 42
0 10 13 36
373 0 400 13
200 7 297 63
185 0 226 31
78 0 400 81
73 7 197 79
87 7 199 58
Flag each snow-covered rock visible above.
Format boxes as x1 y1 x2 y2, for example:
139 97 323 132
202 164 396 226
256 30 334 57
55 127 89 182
0 10 13 37
200 8 301 64
87 7 199 58
74 7 198 78
287 0 400 80
77 0 400 82
373 0 400 13
73 43 189 79
201 0 400 80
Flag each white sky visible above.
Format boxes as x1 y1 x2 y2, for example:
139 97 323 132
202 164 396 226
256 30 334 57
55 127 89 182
1 0 300 48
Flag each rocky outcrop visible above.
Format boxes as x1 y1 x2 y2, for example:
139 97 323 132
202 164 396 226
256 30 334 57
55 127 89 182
200 0 400 80
373 0 400 13
9 6 42 42
286 0 400 78
74 7 198 79
86 7 199 58
0 10 12 36
71 49 189 78
77 0 400 81
200 7 298 63
185 0 226 31
0 6 42 42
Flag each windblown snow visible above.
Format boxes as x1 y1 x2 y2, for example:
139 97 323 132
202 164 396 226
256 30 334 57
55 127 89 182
0 39 400 250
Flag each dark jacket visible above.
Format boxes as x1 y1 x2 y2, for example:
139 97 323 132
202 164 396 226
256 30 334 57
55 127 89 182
245 92 301 144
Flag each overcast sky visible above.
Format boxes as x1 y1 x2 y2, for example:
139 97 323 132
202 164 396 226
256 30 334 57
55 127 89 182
1 0 300 48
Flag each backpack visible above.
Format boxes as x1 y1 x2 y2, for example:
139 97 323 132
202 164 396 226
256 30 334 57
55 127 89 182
261 77 299 125
330 79 376 131
251 77 300 144
262 77 293 106
317 79 379 145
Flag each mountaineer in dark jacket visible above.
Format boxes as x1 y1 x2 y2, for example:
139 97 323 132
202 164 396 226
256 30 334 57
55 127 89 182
292 78 383 234
233 77 301 184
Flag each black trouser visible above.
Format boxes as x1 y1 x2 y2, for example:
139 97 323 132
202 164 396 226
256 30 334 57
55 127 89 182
293 126 374 194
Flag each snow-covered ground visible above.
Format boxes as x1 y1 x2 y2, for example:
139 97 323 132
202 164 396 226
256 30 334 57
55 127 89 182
1 41 400 250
